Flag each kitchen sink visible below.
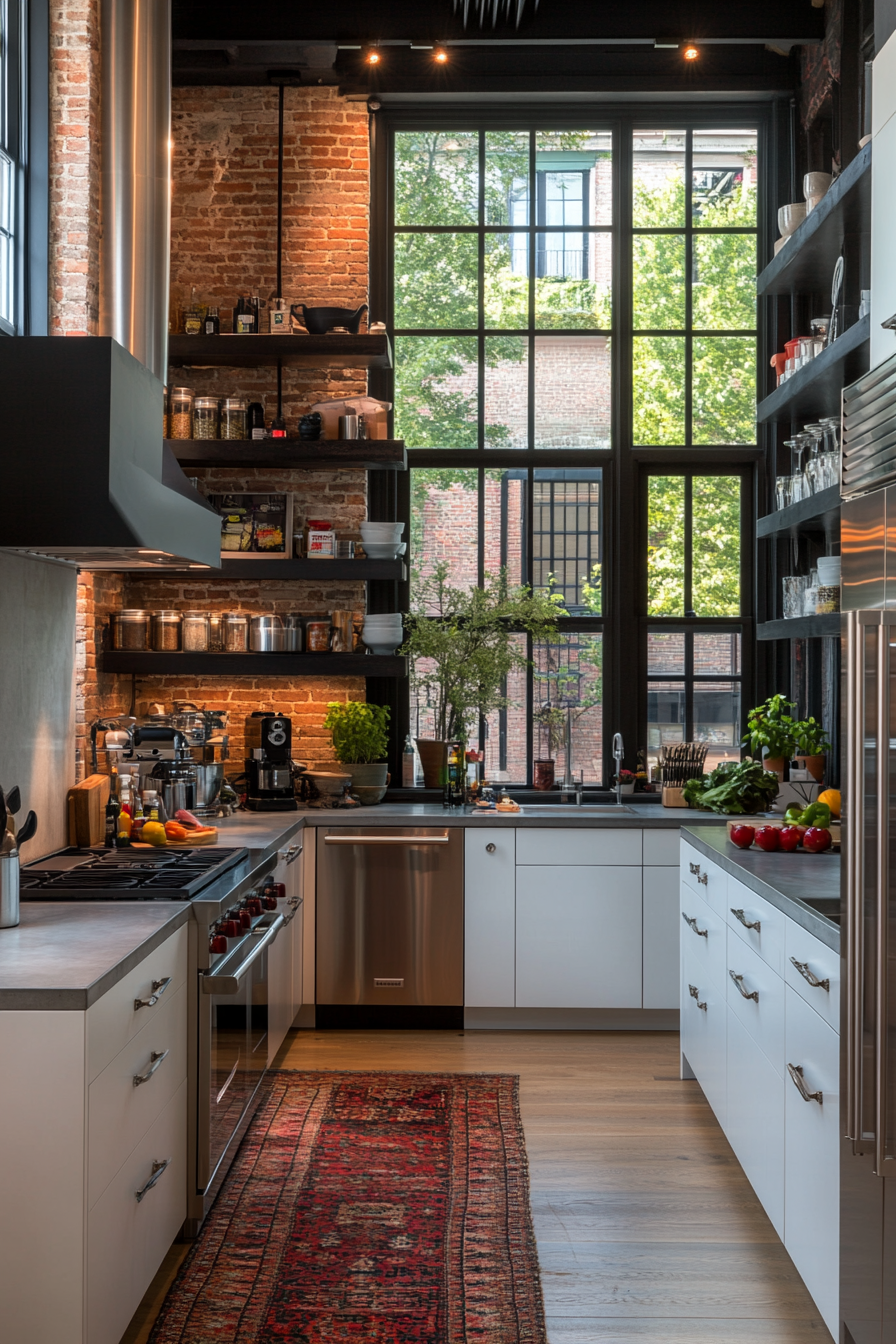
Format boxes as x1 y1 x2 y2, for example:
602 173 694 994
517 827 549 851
516 805 635 816
799 896 841 924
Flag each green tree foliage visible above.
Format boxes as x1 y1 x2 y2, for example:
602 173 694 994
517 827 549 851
646 476 741 617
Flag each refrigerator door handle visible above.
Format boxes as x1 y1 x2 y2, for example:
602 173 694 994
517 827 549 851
875 612 896 1173
846 610 865 1147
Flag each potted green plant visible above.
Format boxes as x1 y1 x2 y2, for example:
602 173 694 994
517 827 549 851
323 701 391 803
791 715 831 783
401 562 562 786
743 694 798 779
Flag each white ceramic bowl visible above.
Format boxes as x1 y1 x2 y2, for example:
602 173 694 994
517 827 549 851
777 203 806 238
363 622 403 634
360 543 402 558
363 619 403 630
817 558 841 583
365 643 400 655
360 521 404 534
805 194 824 216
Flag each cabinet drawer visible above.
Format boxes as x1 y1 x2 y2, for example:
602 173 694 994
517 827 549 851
785 921 840 1033
680 841 727 914
87 923 188 1082
643 867 679 1009
725 931 785 1076
643 828 681 866
726 879 785 977
88 981 188 1209
87 1079 187 1344
784 986 839 1338
516 827 641 866
681 946 727 1129
680 884 727 992
726 1010 785 1238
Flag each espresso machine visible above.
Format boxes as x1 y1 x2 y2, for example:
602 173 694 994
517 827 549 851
245 712 298 811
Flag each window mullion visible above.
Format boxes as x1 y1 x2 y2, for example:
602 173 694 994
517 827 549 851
685 129 694 447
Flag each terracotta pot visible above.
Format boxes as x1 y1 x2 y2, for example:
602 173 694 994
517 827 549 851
795 754 825 783
533 759 555 791
763 756 786 780
416 738 448 788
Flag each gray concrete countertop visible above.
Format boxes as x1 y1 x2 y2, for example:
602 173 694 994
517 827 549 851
0 903 191 1010
682 825 840 953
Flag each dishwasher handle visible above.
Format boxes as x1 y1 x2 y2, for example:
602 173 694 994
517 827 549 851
324 834 451 845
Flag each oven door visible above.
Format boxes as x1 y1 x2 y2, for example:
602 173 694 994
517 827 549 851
198 914 284 1191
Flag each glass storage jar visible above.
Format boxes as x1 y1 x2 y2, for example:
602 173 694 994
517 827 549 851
182 611 211 652
306 619 331 653
223 612 249 651
169 387 194 440
150 610 183 651
193 397 219 440
220 397 248 440
207 612 225 652
110 610 150 651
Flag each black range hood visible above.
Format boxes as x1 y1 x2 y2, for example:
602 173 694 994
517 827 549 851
0 337 222 569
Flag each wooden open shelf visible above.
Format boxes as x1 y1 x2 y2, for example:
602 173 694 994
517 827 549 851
126 558 406 581
168 332 392 369
102 651 408 678
169 439 407 471
757 316 870 424
756 485 841 539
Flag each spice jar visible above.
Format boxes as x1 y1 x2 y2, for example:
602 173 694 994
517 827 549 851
110 610 150 651
208 612 225 652
306 619 331 653
169 387 194 440
182 611 211 652
223 612 249 651
150 610 183 651
162 387 169 440
193 397 220 440
220 396 248 441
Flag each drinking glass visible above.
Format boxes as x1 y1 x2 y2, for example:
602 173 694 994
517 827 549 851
784 439 806 502
803 423 825 494
775 476 792 511
782 575 808 619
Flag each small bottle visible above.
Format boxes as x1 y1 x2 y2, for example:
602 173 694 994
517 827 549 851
402 735 416 787
270 412 287 438
204 306 220 335
248 401 266 439
132 793 145 840
447 743 463 809
234 295 256 335
104 775 121 848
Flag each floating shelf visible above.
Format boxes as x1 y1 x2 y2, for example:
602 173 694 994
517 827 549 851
126 558 406 581
756 614 842 641
756 485 841 539
170 440 407 471
757 316 870 424
757 144 872 297
102 652 408 678
168 333 392 369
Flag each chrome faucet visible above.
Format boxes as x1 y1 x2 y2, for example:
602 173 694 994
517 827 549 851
612 732 625 806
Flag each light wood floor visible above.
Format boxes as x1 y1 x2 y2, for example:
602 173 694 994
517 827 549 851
122 1029 829 1343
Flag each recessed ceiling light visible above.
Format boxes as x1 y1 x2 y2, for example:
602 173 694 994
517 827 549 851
682 43 700 61
434 48 449 63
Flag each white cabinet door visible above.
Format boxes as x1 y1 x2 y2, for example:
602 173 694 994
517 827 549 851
872 97 896 369
784 986 840 1338
726 878 785 977
464 828 516 1007
290 859 305 1022
784 920 840 1034
680 882 727 991
643 866 679 1008
680 946 727 1128
725 931 785 1077
515 865 641 1008
725 1010 785 1238
516 827 641 866
680 841 727 916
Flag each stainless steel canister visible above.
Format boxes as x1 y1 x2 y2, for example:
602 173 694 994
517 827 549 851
284 614 303 652
249 615 286 652
0 852 20 928
338 412 359 440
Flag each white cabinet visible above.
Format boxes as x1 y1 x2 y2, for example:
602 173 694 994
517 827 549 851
267 918 293 1065
725 931 785 1075
725 1010 785 1238
642 866 679 1008
681 840 727 915
681 947 727 1127
680 882 727 990
516 826 641 866
465 828 516 1007
516 864 642 1007
726 877 785 977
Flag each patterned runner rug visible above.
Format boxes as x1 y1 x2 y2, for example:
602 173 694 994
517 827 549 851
150 1070 547 1343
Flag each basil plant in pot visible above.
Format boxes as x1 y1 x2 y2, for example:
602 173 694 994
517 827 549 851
401 562 562 787
323 701 391 804
742 694 798 779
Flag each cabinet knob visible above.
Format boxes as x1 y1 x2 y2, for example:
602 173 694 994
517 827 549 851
486 843 496 853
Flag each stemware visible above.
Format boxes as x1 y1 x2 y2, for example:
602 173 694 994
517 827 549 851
775 476 792 511
803 423 825 494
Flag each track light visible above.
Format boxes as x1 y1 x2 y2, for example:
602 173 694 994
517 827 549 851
434 48 448 63
365 47 381 65
682 43 700 61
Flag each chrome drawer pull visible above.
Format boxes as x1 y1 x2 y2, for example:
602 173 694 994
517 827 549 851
134 977 171 1011
688 984 707 1011
681 912 708 938
133 1049 169 1087
731 907 761 932
689 862 700 875
135 1158 171 1202
790 956 830 992
278 844 302 865
788 1062 823 1105
729 970 759 1002
696 871 708 886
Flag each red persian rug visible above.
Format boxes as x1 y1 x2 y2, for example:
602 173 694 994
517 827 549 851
150 1071 547 1343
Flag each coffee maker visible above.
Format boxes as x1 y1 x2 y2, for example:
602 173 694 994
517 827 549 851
244 712 297 811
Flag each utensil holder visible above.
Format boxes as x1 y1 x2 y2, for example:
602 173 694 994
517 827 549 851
0 851 20 928
661 786 687 808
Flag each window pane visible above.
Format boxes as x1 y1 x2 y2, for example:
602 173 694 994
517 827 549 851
533 633 604 784
633 337 685 445
692 337 756 445
484 232 529 328
647 630 685 674
394 233 478 330
692 130 758 228
694 681 742 771
484 335 528 448
484 469 525 587
647 681 685 766
483 638 528 783
410 468 479 608
534 231 611 329
394 337 478 449
633 130 686 228
693 234 756 330
647 476 685 616
485 131 530 226
394 131 479 226
534 337 611 448
532 470 602 613
694 631 741 676
535 130 613 225
633 234 685 331
0 153 12 329
692 476 741 616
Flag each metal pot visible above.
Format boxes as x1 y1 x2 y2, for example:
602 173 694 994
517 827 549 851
250 615 286 652
0 851 20 928
193 762 225 809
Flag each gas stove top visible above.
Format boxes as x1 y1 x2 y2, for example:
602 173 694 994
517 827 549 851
20 846 249 901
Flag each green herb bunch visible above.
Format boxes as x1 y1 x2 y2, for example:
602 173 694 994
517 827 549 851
683 760 781 815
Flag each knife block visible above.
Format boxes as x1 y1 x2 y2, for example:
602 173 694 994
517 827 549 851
662 786 687 808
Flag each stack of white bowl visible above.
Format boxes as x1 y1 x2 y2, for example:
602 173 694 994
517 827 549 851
816 556 841 586
360 521 405 559
362 612 404 655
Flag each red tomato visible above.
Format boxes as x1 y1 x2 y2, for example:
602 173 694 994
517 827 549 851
729 825 755 849
778 825 802 852
754 825 781 852
803 826 833 853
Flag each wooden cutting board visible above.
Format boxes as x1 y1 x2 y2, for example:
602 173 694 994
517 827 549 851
67 775 111 847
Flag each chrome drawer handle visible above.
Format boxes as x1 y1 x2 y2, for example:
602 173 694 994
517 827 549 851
135 1158 171 1202
731 907 761 931
790 956 830 992
486 843 496 853
688 984 707 1011
696 871 708 886
134 977 171 1011
133 1048 169 1087
681 912 708 938
788 1062 823 1105
729 970 759 1002
278 844 302 865
689 862 701 875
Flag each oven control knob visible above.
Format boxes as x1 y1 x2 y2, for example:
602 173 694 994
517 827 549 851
219 920 239 938
238 909 252 929
209 934 228 953
246 897 262 916
263 895 278 910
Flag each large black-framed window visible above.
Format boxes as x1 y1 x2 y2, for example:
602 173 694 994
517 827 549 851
0 0 25 334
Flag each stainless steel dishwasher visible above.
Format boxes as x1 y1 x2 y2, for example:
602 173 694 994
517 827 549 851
315 827 464 1029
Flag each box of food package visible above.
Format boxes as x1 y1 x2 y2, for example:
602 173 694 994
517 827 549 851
305 524 337 558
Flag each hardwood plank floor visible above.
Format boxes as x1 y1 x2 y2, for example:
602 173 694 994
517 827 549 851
121 1029 829 1343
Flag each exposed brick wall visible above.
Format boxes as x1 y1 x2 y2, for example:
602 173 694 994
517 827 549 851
76 571 128 779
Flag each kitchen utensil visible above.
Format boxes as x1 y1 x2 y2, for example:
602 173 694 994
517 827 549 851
5 785 21 815
829 253 845 344
15 810 37 848
338 413 359 439
777 202 806 237
249 615 286 652
0 851 19 928
290 303 368 334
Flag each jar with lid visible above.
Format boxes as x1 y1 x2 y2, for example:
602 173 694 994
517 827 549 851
223 612 249 651
150 611 183 651
110 610 150 651
208 612 225 652
182 611 211 652
169 387 194 440
306 619 331 653
220 397 248 441
193 397 220 440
